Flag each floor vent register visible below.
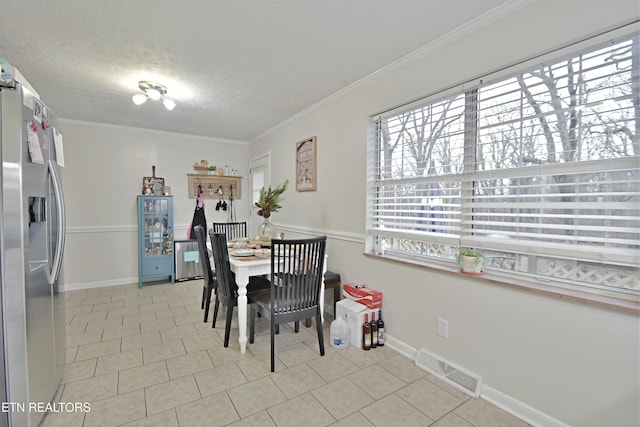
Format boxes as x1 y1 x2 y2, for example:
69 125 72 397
415 348 483 397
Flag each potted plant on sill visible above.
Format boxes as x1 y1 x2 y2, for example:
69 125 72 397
458 248 484 274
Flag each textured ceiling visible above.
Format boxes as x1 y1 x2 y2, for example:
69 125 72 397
1 0 510 141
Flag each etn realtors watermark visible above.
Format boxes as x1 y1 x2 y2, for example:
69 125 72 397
2 401 90 413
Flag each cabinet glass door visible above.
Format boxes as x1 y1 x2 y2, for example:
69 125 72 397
142 198 172 257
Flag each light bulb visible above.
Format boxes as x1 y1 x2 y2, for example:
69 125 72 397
147 88 161 100
163 98 176 111
132 94 148 105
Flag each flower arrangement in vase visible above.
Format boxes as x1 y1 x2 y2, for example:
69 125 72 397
255 179 289 242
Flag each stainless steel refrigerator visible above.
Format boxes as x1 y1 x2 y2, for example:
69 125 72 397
1 62 66 427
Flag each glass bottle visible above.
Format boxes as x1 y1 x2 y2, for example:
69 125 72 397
371 312 378 348
377 310 385 346
362 313 371 350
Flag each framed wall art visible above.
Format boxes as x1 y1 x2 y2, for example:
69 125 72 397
142 165 165 195
295 136 317 192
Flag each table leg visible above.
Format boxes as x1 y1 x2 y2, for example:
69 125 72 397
235 270 250 353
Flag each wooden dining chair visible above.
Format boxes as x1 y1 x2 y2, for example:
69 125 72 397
209 231 270 347
194 225 219 325
211 222 248 241
249 236 327 372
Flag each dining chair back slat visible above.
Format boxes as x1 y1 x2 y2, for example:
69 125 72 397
209 230 270 347
249 235 327 372
194 225 219 325
211 222 247 241
208 231 238 347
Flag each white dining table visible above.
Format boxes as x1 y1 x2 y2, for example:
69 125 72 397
228 253 328 353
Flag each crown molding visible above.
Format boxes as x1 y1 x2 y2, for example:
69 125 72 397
59 118 248 145
249 0 535 143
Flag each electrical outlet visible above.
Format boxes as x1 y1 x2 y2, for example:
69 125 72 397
437 318 449 338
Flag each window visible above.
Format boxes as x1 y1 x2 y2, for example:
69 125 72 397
367 28 639 296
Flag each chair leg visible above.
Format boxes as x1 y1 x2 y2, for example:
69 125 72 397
249 306 256 344
224 305 234 347
315 312 325 356
294 321 299 333
211 293 220 328
203 286 212 323
270 318 276 373
201 287 206 309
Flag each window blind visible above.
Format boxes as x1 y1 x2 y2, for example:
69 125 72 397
464 36 640 266
367 26 639 293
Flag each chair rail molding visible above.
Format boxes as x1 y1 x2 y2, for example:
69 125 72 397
275 223 364 244
67 223 191 234
67 225 136 234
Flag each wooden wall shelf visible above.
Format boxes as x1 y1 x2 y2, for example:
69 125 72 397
187 174 242 200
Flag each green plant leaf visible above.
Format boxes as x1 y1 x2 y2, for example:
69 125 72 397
256 179 289 218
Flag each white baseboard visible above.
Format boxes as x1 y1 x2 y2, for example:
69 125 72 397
60 277 138 292
383 335 568 427
481 385 569 427
385 334 419 360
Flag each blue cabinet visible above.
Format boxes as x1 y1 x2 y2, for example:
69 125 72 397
137 195 174 287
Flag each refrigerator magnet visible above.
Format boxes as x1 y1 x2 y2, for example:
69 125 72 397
33 100 42 123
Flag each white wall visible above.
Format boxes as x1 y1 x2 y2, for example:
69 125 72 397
249 1 640 426
59 120 252 288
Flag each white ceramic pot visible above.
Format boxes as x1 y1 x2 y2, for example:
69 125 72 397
461 255 482 273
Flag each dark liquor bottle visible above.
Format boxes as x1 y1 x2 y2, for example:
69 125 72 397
362 313 371 350
371 312 378 348
377 310 385 346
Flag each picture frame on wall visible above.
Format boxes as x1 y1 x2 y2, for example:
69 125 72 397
295 136 317 192
142 165 165 195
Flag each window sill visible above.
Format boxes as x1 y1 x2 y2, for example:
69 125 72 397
363 252 639 315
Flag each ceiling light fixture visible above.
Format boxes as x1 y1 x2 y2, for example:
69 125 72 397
132 81 176 111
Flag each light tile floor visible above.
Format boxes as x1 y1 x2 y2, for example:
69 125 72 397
41 280 530 427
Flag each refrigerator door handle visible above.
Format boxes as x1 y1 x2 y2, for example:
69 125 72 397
48 160 66 285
